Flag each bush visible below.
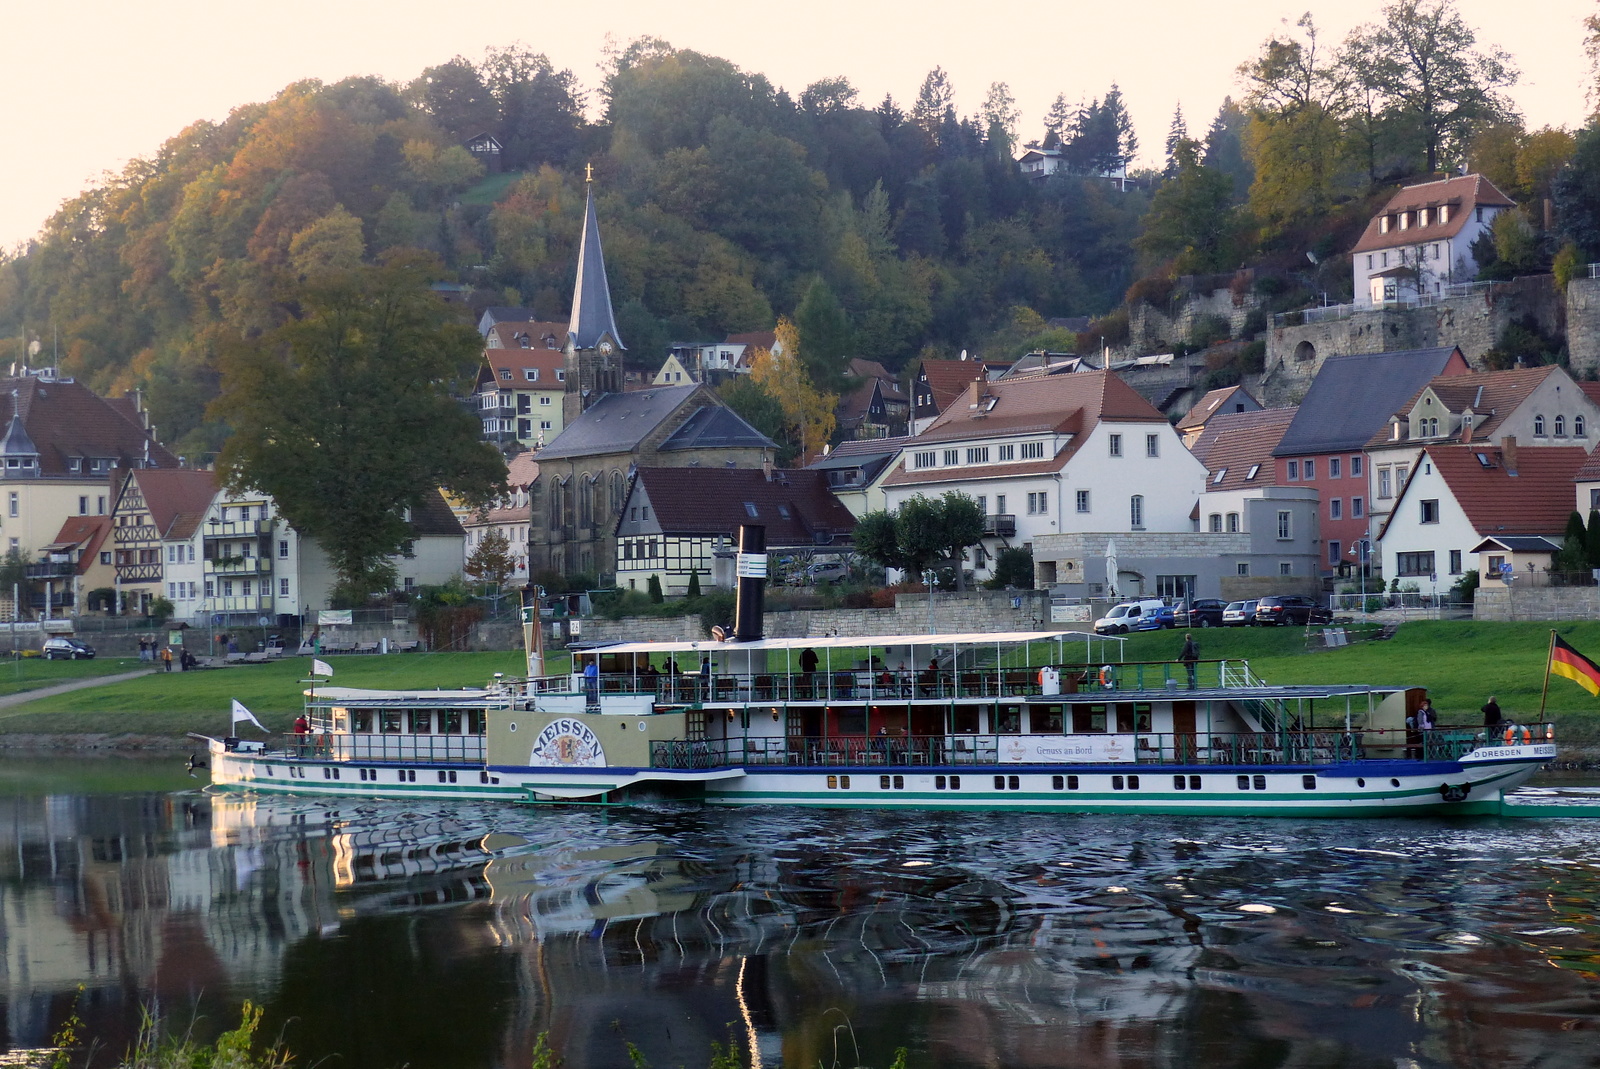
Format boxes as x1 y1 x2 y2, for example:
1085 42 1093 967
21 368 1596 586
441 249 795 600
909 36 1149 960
1125 275 1177 307
686 571 702 599
148 597 174 624
984 547 1035 589
1077 307 1129 351
1187 314 1231 350
646 574 663 603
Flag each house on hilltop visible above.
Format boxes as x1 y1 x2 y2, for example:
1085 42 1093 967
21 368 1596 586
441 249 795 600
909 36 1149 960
1352 174 1514 308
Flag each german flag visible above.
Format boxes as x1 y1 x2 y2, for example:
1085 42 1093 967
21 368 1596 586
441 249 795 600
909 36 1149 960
1550 635 1600 696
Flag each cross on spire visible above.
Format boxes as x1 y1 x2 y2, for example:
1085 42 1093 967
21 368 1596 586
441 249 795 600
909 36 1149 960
585 161 593 183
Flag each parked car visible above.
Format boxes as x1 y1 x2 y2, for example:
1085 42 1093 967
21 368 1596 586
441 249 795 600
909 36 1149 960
1221 600 1259 626
1253 595 1334 626
805 559 850 584
1173 599 1227 628
42 637 95 660
1093 599 1173 635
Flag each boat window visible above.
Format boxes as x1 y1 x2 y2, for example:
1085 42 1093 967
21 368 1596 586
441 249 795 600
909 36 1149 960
1237 775 1250 791
951 707 981 734
881 775 892 790
834 707 866 734
1127 775 1140 789
997 707 1022 734
1052 775 1064 790
893 775 904 789
1188 775 1201 790
441 710 462 734
949 775 961 790
1072 704 1108 733
467 710 485 736
1174 775 1187 790
352 710 372 733
1008 775 1019 790
410 711 433 734
1067 775 1078 790
840 775 851 789
1302 774 1317 790
1113 775 1125 790
1034 706 1064 733
828 775 838 789
1253 774 1266 790
380 711 403 734
936 775 946 789
994 775 1007 790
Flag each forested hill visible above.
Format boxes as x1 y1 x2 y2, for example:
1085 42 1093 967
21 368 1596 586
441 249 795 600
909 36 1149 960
0 43 1151 455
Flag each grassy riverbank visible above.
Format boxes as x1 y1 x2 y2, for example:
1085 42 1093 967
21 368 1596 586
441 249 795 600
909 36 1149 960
2 621 1598 743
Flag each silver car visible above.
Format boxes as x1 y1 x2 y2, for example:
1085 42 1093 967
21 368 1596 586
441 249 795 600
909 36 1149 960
1221 600 1258 626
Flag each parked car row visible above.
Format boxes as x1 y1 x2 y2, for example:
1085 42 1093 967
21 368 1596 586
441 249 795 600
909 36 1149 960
1096 594 1335 635
1222 595 1334 627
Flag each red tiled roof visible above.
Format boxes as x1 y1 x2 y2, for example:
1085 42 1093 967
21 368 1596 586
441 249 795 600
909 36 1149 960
483 347 565 385
50 515 111 576
1408 445 1589 538
625 467 855 545
725 331 777 351
919 359 986 412
1352 174 1515 255
1189 408 1297 491
1364 366 1561 449
132 469 219 540
1579 382 1600 411
507 452 538 489
1575 442 1600 483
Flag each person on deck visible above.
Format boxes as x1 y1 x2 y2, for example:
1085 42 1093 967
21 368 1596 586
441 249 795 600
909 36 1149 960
1481 696 1503 731
1179 633 1200 690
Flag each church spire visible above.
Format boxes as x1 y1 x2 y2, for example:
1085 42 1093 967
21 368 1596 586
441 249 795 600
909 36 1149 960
567 172 624 354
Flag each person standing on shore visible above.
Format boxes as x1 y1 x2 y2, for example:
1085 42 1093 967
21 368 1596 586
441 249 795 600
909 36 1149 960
160 647 173 672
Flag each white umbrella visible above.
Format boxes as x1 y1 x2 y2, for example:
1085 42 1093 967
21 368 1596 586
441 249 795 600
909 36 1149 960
1104 538 1118 600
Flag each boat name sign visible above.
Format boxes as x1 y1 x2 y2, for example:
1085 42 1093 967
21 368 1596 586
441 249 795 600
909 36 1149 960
999 734 1137 764
530 717 606 767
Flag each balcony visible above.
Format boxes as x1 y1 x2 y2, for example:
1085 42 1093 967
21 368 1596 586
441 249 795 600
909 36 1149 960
985 514 1017 537
205 557 273 576
204 519 270 539
25 561 74 581
205 595 273 613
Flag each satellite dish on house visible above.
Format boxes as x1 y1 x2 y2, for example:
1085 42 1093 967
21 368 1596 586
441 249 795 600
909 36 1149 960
959 350 969 361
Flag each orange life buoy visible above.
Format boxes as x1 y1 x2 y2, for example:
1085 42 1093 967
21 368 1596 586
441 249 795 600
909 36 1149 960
1504 726 1515 744
1522 726 1532 745
1099 665 1114 688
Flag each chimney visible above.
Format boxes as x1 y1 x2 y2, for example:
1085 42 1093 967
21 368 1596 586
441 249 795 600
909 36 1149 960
1501 435 1518 476
1460 418 1473 444
763 456 774 482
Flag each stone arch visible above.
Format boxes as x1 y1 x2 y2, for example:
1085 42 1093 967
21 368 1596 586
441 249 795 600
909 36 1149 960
1293 340 1316 362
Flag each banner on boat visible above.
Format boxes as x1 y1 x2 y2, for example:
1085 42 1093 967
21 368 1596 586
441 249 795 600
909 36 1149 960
998 734 1137 764
529 717 607 767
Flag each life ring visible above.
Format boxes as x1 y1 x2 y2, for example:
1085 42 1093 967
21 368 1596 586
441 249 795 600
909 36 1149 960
1503 726 1515 744
1099 665 1114 688
1522 726 1532 745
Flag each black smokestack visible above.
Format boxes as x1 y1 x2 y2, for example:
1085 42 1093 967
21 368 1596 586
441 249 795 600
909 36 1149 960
734 524 766 641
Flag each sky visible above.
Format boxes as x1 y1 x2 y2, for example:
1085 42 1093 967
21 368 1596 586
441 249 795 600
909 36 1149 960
2 0 1594 252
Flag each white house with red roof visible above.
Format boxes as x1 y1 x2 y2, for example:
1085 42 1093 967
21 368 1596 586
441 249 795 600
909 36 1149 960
882 369 1206 584
461 452 539 585
1352 174 1515 308
476 324 569 452
1376 439 1588 595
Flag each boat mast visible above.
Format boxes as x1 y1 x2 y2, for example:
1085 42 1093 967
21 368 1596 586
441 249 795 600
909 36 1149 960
521 583 545 678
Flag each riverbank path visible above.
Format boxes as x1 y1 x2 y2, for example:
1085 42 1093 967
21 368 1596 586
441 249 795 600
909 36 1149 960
0 668 158 713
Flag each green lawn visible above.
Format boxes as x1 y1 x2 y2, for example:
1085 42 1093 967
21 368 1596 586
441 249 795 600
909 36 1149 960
457 171 522 206
0 651 558 737
0 655 148 694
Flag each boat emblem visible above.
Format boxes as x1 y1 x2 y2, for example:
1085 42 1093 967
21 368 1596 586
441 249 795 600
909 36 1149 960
530 717 606 767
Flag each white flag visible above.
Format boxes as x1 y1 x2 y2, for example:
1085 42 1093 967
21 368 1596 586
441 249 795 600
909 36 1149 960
312 658 334 677
231 699 267 732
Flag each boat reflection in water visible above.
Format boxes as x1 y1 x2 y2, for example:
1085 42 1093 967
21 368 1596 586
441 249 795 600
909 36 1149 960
5 779 1600 1068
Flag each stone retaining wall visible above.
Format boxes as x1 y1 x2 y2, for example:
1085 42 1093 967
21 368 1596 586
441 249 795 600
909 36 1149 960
1474 586 1600 622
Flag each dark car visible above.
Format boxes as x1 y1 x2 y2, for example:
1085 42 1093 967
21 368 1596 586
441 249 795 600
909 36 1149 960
1252 595 1334 626
1174 599 1227 628
41 637 96 660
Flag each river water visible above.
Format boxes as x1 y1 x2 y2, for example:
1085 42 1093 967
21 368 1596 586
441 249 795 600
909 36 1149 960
2 758 1599 1069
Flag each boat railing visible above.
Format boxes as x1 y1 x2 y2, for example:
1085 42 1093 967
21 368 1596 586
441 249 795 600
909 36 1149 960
271 734 487 764
650 729 1388 770
552 659 1260 706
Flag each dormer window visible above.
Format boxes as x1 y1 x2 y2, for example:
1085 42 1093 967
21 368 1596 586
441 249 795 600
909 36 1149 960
524 369 538 382
1418 208 1429 226
1399 212 1410 230
500 369 512 380
1380 216 1391 234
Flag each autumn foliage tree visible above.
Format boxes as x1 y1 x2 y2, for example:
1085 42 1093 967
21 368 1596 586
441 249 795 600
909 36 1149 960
747 317 836 462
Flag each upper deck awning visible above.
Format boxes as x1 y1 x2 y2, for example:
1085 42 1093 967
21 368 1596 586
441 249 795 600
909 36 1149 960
574 630 1099 658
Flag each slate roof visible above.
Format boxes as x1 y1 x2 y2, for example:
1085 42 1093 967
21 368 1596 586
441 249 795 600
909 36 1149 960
1352 174 1515 255
537 385 703 459
1177 385 1260 431
486 320 567 351
478 307 538 336
0 377 176 476
1365 366 1560 449
411 489 466 538
725 331 778 351
1188 408 1298 491
1381 444 1589 540
623 467 856 545
808 436 910 470
1273 347 1467 457
658 405 776 452
567 186 624 352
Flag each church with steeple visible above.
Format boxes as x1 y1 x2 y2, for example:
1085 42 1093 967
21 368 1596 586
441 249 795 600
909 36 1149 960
526 174 777 583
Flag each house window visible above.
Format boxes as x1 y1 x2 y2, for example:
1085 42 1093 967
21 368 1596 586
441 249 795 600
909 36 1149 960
1108 434 1122 457
98 496 105 514
1237 562 1250 576
1397 551 1436 576
914 451 936 468
1329 457 1341 478
966 447 989 464
525 368 538 382
1578 416 1588 438
278 578 290 597
1027 492 1048 514
101 552 111 565
1534 415 1546 437
1330 499 1342 520
1287 461 1299 480
1280 562 1293 576
1303 459 1314 479
555 370 565 381
499 369 511 380
1439 205 1450 224
1352 497 1365 518
1076 490 1090 513
1210 514 1222 532
78 496 88 515
1556 415 1567 437
539 395 551 406
1351 455 1363 476
1421 499 1439 524
997 444 1014 461
1397 464 1409 487
1278 511 1292 539
1378 468 1392 498
1328 540 1341 566
1146 434 1159 457
996 495 1006 514
1380 216 1391 233
6 493 14 517
1449 550 1462 574
1418 207 1429 226
1227 513 1240 532
279 540 289 559
1130 495 1144 529
1020 441 1045 460
942 449 959 465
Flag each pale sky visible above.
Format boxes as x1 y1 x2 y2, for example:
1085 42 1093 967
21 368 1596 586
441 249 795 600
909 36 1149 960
2 0 1593 252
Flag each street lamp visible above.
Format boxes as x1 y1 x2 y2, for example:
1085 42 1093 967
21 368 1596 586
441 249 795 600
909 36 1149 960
1348 540 1369 613
923 569 936 634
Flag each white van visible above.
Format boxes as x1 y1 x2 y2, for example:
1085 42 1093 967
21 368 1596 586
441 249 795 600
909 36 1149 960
1093 599 1171 635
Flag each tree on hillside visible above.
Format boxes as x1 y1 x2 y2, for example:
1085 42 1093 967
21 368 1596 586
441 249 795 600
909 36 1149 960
1347 0 1518 174
854 492 986 591
1556 126 1600 259
1163 105 1189 179
747 317 836 462
1137 139 1243 274
911 67 957 146
980 82 1020 147
213 254 506 604
794 277 853 388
